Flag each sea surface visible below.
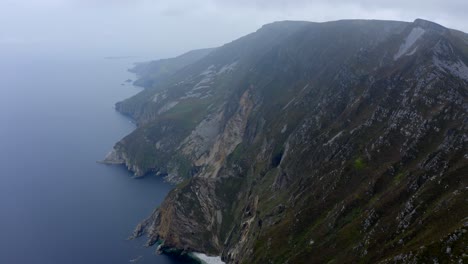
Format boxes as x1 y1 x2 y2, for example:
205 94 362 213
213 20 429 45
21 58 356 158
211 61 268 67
0 54 191 264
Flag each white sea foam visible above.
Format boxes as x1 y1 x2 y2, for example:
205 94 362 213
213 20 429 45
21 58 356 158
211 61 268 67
192 253 225 264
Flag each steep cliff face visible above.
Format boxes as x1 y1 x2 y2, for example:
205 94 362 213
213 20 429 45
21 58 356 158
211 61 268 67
115 19 467 263
104 21 315 179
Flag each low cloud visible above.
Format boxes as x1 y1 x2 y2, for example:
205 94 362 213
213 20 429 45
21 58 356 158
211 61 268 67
0 0 467 58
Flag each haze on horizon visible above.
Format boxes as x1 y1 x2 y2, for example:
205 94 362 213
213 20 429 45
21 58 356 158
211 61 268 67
1 0 467 59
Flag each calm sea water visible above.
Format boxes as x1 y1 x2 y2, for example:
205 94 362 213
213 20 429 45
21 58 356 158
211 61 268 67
0 55 190 264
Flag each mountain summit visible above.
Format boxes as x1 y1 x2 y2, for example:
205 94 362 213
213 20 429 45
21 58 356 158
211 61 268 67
106 19 467 263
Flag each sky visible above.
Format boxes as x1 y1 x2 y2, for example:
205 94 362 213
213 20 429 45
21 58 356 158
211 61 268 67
1 0 467 59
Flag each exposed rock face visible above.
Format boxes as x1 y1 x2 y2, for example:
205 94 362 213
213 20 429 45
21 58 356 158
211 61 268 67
195 89 254 178
112 19 467 263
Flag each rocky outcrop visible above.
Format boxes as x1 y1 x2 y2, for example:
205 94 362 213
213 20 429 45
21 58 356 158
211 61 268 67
100 147 146 177
101 148 125 165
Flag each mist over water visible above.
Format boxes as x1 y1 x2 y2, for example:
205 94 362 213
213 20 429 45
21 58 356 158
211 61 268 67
0 54 189 264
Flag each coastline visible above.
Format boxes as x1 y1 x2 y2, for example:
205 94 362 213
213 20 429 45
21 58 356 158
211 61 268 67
0 55 185 264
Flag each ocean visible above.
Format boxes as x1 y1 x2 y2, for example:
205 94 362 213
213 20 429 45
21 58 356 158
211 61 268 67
0 54 191 264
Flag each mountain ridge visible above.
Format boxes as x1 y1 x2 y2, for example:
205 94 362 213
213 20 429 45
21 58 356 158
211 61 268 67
107 18 467 263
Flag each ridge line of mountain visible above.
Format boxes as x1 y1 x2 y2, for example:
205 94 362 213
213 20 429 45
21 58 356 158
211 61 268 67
106 18 467 263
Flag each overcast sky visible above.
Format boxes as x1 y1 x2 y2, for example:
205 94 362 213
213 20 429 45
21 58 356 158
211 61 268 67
1 0 467 59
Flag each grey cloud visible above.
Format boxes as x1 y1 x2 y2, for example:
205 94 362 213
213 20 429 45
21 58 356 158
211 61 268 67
0 0 467 59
